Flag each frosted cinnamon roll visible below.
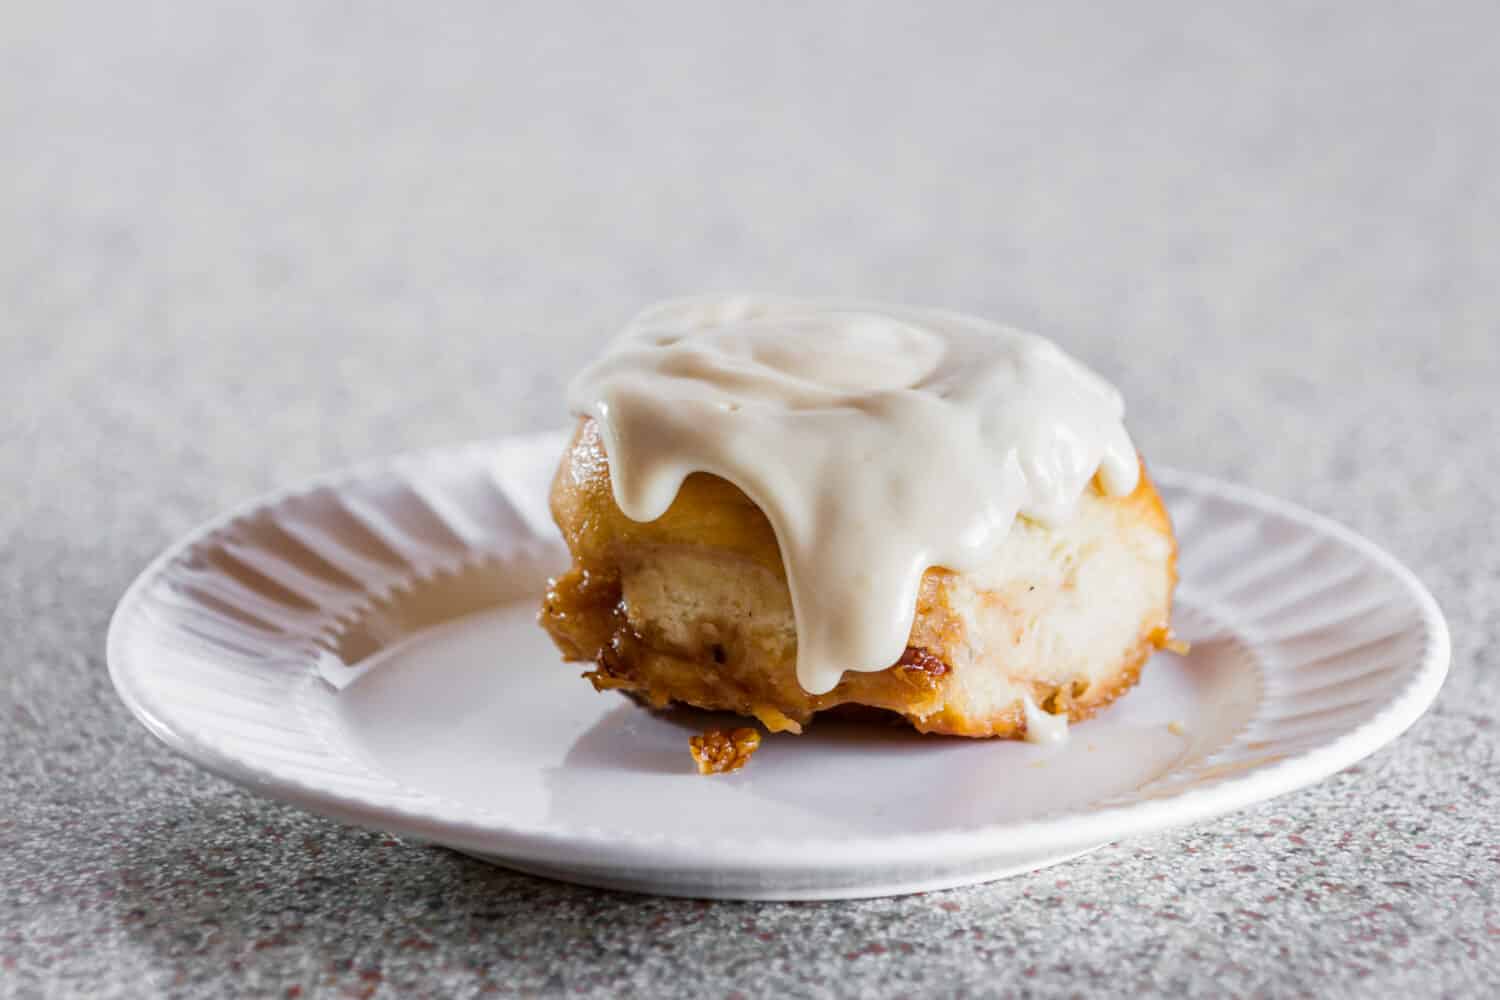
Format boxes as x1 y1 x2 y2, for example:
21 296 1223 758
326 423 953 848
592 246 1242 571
540 297 1176 740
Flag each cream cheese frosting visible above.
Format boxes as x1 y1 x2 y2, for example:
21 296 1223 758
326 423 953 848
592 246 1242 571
568 295 1140 696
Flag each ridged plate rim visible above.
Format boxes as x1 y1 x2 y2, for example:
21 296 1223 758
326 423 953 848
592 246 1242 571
107 431 1450 872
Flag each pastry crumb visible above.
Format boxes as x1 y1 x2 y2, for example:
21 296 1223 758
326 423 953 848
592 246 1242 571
1164 635 1191 655
689 727 761 774
1168 720 1187 737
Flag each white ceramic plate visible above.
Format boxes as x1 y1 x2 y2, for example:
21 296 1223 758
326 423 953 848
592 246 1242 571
108 431 1449 900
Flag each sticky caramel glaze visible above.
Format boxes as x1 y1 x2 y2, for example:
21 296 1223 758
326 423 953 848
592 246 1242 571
540 419 1176 737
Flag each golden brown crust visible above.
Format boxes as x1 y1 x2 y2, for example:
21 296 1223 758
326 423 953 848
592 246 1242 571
548 419 787 580
542 552 954 734
541 418 1177 739
688 728 762 774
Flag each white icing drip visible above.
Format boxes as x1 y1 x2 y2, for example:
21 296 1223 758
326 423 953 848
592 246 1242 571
568 295 1140 696
1020 693 1071 745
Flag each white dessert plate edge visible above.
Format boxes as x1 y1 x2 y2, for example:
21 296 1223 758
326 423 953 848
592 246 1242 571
106 431 1450 899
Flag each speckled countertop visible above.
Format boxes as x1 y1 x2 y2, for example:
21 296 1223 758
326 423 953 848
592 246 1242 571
3 2 1497 996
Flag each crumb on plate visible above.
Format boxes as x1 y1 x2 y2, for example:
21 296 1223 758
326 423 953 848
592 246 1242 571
689 727 761 775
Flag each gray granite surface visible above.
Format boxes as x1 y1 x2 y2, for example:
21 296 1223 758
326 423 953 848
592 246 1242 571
3 1 1498 996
